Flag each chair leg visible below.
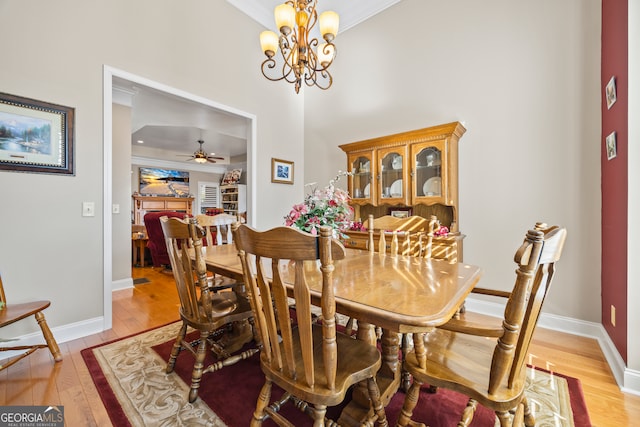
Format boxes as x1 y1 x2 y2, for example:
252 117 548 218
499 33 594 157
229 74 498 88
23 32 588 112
166 322 187 374
395 377 423 427
496 410 513 427
367 377 389 427
35 312 62 362
251 379 273 426
458 398 477 427
521 396 535 427
311 404 327 427
188 330 208 403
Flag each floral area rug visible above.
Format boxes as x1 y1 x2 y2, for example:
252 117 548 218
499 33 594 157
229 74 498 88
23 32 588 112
81 322 591 427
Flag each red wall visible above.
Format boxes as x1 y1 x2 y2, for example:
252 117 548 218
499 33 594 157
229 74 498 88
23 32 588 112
601 0 628 362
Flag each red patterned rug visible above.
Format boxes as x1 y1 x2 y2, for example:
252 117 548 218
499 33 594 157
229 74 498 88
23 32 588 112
82 322 591 426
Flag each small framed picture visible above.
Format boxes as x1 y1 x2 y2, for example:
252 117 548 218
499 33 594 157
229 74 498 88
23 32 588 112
606 131 617 160
271 158 294 184
606 76 617 110
389 207 412 218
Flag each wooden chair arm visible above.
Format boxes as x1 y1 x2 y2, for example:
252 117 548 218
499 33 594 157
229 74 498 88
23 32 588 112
471 287 511 298
438 313 503 337
438 287 510 337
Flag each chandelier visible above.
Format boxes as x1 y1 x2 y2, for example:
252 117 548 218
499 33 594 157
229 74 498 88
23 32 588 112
259 0 339 93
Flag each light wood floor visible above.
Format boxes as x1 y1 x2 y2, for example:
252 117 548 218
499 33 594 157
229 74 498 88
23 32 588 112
1 265 639 426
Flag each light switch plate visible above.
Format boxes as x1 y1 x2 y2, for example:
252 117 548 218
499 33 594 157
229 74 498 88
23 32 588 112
82 202 95 217
112 204 120 214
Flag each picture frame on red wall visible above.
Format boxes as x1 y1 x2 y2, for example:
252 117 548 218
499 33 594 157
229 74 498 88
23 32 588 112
606 76 617 110
606 131 617 160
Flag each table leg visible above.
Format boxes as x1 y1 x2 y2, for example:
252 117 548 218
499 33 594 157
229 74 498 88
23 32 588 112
337 323 401 426
132 239 139 267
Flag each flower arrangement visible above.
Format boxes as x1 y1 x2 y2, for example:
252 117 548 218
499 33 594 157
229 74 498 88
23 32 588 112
434 225 449 237
284 171 354 237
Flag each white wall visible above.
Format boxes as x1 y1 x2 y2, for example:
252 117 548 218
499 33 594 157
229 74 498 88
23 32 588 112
0 0 305 337
112 104 133 284
304 0 602 322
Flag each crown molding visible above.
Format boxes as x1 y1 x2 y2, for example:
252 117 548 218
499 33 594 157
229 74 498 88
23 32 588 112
226 0 402 33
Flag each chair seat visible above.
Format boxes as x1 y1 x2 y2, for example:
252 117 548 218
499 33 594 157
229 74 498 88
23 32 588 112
263 324 382 407
0 300 51 327
406 329 527 412
182 291 253 332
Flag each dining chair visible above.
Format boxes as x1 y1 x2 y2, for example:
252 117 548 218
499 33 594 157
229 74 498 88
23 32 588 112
0 274 63 371
367 214 430 256
196 213 241 246
396 223 567 427
232 223 388 427
161 216 257 403
196 213 244 289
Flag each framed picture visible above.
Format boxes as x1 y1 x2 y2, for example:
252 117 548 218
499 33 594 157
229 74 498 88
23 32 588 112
606 131 617 160
139 167 190 196
221 168 242 185
0 92 74 175
271 158 294 184
389 207 412 218
606 76 617 110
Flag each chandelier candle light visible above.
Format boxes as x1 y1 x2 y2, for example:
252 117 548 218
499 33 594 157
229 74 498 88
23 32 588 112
260 0 339 93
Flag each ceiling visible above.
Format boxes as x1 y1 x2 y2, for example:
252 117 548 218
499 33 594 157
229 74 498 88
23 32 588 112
226 0 401 34
118 0 401 166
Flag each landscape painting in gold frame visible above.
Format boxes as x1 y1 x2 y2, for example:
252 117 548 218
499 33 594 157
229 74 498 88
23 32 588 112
0 92 74 175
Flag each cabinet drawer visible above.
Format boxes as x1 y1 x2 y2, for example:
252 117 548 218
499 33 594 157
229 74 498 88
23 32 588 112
166 201 189 209
342 233 369 250
142 201 165 209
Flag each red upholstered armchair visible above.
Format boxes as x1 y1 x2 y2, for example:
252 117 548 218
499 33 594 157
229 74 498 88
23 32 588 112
144 211 189 268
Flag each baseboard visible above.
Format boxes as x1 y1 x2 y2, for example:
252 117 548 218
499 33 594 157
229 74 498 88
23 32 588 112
0 316 105 361
112 277 133 291
465 296 640 394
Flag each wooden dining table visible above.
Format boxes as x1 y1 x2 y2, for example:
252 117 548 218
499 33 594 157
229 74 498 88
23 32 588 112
196 243 483 426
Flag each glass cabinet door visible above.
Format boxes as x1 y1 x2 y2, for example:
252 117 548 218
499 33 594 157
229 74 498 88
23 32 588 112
378 147 405 202
348 153 374 204
412 143 443 202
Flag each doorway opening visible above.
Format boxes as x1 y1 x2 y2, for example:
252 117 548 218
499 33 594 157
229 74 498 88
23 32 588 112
103 65 257 330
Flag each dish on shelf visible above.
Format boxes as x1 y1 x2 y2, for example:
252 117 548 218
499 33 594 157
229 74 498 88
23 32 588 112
423 177 441 196
363 183 370 197
390 179 403 197
391 155 402 170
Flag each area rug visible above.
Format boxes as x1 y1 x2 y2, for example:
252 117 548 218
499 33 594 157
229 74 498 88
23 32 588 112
82 322 592 427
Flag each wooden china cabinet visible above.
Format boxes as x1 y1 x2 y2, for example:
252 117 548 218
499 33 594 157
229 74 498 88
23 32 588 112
339 121 467 261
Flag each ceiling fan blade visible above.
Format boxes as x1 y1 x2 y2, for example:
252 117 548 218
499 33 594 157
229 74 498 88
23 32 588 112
206 158 217 163
209 156 225 160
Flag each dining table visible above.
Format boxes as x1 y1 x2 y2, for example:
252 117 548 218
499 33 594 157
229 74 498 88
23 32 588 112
196 243 483 426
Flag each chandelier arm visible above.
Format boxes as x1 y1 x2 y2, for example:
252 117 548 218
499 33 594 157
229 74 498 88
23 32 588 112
261 58 288 83
305 68 332 90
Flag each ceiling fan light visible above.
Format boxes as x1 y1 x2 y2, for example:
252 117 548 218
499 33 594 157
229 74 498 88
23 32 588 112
194 157 207 164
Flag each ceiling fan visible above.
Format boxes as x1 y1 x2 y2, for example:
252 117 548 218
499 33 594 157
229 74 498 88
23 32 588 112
181 140 224 164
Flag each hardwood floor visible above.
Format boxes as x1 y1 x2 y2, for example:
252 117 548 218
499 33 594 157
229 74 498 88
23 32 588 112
2 265 639 426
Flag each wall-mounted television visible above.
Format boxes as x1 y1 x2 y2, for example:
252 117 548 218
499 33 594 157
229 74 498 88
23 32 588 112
139 167 190 197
